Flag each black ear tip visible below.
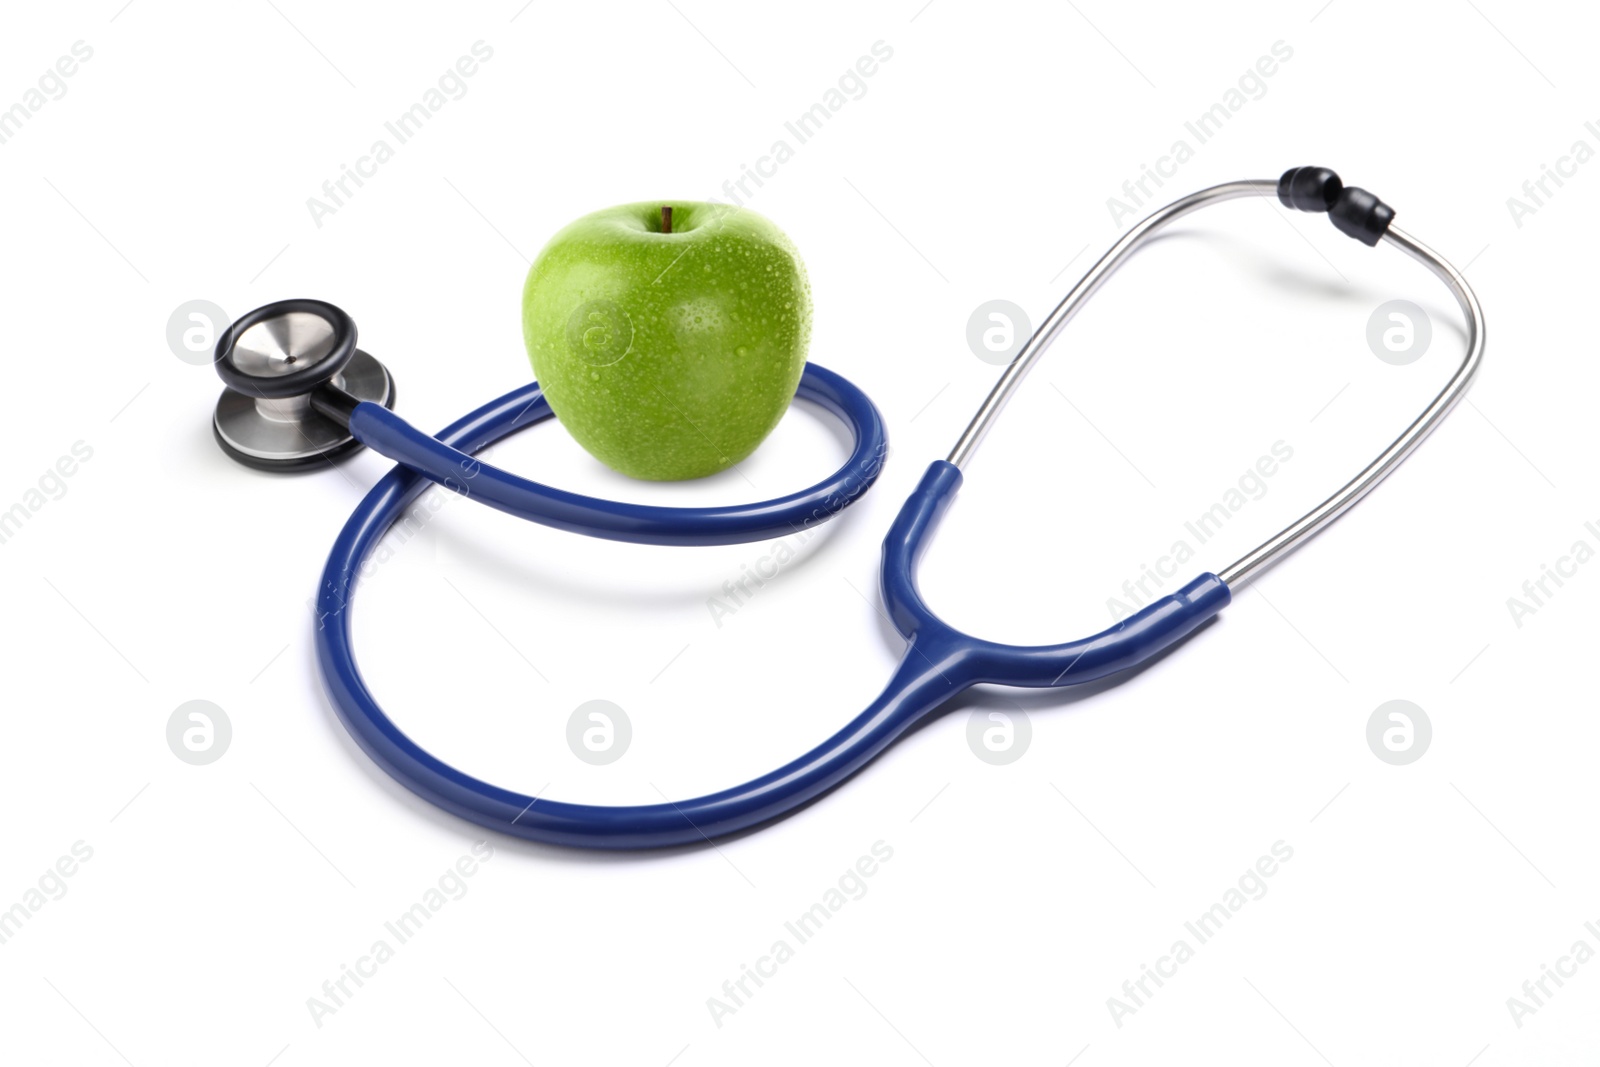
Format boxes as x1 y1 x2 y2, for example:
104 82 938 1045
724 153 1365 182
1330 187 1395 247
1277 166 1395 246
1277 166 1343 212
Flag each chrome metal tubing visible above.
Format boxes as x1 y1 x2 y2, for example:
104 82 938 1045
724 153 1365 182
1217 224 1484 585
946 179 1277 468
944 179 1485 589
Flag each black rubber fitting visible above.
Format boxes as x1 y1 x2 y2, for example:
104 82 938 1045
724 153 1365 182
309 376 365 429
1329 186 1394 247
1277 166 1342 212
214 298 358 399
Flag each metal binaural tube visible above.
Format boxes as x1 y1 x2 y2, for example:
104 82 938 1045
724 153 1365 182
944 178 1484 590
946 179 1277 468
1217 224 1485 585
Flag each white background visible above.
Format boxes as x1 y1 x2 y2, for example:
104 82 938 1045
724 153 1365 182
0 1 1594 1063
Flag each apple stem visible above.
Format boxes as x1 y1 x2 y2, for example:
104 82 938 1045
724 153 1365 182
661 205 673 234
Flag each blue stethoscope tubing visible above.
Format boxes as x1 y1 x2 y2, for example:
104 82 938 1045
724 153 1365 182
349 363 888 547
317 379 1230 850
314 169 1485 851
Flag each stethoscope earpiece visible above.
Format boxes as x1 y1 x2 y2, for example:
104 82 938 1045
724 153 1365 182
211 298 396 472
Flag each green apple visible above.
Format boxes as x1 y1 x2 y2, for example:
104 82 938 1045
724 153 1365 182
521 201 812 481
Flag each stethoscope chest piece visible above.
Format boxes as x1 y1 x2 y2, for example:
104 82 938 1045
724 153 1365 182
211 298 395 471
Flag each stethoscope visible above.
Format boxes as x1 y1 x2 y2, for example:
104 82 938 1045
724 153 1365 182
210 167 1484 849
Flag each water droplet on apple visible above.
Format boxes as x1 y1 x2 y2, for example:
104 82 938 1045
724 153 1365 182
736 346 750 357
